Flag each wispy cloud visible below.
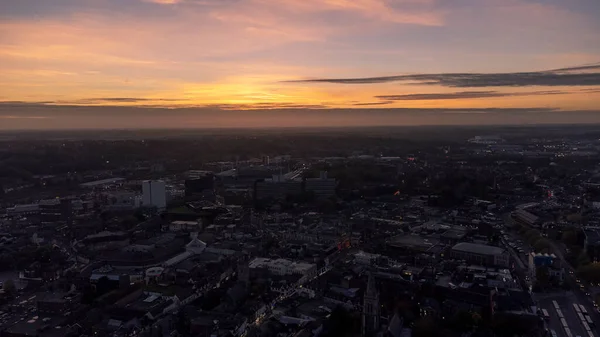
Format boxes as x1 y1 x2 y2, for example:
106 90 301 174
0 98 188 106
0 115 50 119
352 101 394 106
71 97 186 104
285 63 600 87
212 0 444 27
550 63 600 72
202 102 329 110
0 100 326 110
144 0 182 4
376 90 568 101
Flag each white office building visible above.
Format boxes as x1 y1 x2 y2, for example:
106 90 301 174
142 180 166 210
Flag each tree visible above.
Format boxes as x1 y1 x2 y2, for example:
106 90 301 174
100 210 111 224
518 226 529 235
321 307 360 337
121 215 138 229
134 209 147 222
95 276 114 297
577 263 600 283
566 213 583 223
535 266 550 289
492 313 540 337
562 230 578 246
175 310 190 335
448 310 477 332
524 229 541 244
577 251 591 267
532 239 551 252
2 279 16 296
413 317 440 337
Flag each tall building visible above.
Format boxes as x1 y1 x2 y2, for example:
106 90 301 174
304 171 337 199
185 171 214 197
362 272 380 337
254 175 302 201
142 180 166 210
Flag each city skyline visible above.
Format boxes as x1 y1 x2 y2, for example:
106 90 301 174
1 0 600 128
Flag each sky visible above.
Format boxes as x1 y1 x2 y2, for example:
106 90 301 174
1 0 600 129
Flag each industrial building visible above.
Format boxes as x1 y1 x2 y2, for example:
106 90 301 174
450 242 509 267
253 175 303 201
511 209 539 227
304 171 337 199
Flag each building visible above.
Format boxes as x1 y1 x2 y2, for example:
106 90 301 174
528 252 563 282
386 234 444 257
248 257 316 277
185 171 215 197
79 177 125 188
528 252 554 268
38 199 62 222
355 251 381 266
511 209 539 227
254 175 303 201
102 191 142 211
450 242 509 267
304 171 337 199
6 203 40 217
584 229 600 262
142 180 166 210
36 291 79 315
169 220 201 232
79 231 130 251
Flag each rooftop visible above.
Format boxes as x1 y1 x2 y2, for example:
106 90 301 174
79 177 125 187
386 234 440 251
441 229 468 240
512 209 539 223
452 242 504 256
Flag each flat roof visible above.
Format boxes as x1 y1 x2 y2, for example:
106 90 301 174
452 242 504 256
442 229 467 239
512 209 539 223
80 177 125 187
387 235 439 250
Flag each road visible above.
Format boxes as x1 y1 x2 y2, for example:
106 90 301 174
504 211 600 336
536 292 594 337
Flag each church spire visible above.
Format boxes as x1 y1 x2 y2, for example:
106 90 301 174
362 272 380 336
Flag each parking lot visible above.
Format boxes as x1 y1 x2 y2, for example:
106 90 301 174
503 231 532 261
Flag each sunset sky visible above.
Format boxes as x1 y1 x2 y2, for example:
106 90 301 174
1 0 599 129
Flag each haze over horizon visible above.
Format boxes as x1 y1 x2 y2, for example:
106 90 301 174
1 0 600 129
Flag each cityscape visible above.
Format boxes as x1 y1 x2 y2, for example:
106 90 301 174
0 126 600 337
1 0 600 336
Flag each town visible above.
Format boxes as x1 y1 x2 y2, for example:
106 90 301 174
1 126 600 337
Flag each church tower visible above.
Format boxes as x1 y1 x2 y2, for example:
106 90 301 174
362 272 380 336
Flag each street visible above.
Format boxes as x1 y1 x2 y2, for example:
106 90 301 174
536 292 595 337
